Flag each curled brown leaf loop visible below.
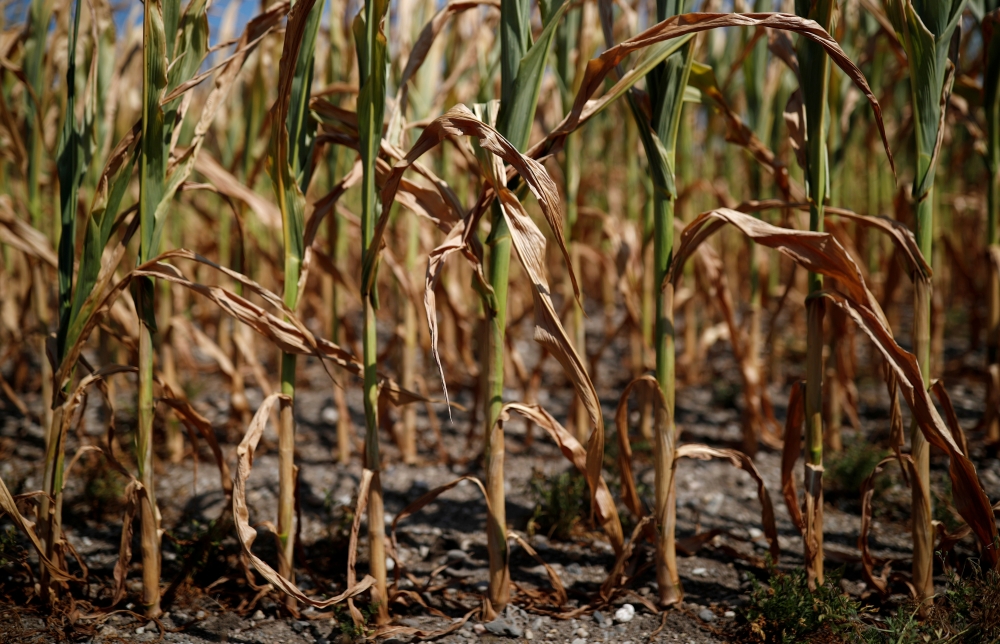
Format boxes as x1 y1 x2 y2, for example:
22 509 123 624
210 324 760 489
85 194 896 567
233 393 376 607
674 444 781 562
819 291 1000 568
859 455 914 596
500 403 624 555
781 380 806 535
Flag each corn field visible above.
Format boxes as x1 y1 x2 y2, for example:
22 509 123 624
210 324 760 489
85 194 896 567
0 0 999 641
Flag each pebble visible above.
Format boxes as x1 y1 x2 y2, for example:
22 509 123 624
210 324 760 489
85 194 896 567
195 610 206 620
572 639 587 644
702 491 725 515
593 611 607 626
575 627 589 637
691 567 707 576
525 629 534 640
473 623 486 635
251 609 265 621
419 545 430 559
136 627 145 635
321 406 339 424
613 604 635 623
698 608 716 623
484 617 523 638
565 563 584 576
748 527 764 539
724 611 736 618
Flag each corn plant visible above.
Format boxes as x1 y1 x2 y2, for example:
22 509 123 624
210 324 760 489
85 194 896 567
793 0 834 589
884 0 966 604
270 0 324 609
355 0 391 620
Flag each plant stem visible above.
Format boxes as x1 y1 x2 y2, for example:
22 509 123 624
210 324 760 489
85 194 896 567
484 209 512 613
401 210 419 464
911 190 934 602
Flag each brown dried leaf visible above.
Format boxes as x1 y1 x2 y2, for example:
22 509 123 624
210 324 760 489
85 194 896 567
859 455 911 596
533 12 895 178
0 474 76 582
0 195 57 266
819 291 999 568
781 380 806 535
194 154 282 229
502 403 624 555
674 444 780 562
233 393 376 606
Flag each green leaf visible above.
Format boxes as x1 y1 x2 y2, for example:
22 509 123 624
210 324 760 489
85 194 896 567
497 0 572 149
55 0 86 359
287 0 324 188
138 0 170 331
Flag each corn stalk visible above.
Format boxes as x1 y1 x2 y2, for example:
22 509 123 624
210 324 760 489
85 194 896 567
478 0 568 613
354 0 390 619
794 0 834 589
884 0 965 605
39 0 86 602
609 0 693 607
136 0 172 618
271 0 323 611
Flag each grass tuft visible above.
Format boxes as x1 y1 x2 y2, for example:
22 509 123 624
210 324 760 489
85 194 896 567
528 469 588 541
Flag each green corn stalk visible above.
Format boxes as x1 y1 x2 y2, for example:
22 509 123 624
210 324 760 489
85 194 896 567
623 0 693 607
38 0 87 601
884 0 966 604
271 0 322 610
982 3 1000 443
482 0 568 613
354 0 390 620
794 0 834 590
136 0 171 618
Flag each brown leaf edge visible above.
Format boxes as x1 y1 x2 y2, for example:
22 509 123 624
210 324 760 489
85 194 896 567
233 393 376 608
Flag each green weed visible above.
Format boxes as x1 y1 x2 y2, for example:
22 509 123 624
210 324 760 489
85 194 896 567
742 562 868 643
527 469 588 541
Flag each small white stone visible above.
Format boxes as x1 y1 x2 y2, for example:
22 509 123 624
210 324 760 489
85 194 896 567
525 629 534 640
572 638 587 644
613 604 635 623
691 567 707 576
575 628 589 637
724 611 736 618
473 623 486 635
321 406 339 424
748 527 763 540
136 627 145 635
419 545 430 559
195 610 206 620
251 609 265 621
